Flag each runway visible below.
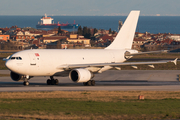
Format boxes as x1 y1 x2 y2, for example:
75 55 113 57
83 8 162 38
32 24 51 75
0 70 180 92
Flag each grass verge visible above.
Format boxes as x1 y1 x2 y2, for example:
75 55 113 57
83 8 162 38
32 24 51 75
0 74 9 77
0 91 180 120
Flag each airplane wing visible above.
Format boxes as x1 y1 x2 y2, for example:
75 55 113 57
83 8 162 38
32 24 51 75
57 58 178 71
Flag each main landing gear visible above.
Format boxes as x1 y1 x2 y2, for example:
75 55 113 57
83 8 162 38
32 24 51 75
83 80 95 86
47 76 59 85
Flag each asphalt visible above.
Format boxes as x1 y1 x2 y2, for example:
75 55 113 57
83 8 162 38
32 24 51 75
0 70 180 92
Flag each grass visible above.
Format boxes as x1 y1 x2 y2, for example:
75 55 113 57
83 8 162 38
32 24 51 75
0 52 12 70
0 60 6 70
132 53 180 59
0 74 9 77
1 91 180 119
1 98 180 119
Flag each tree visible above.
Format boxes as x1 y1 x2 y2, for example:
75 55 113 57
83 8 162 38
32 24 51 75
77 26 83 35
58 26 62 35
93 28 98 36
109 28 112 34
82 27 92 39
82 26 88 36
86 28 91 39
112 31 116 34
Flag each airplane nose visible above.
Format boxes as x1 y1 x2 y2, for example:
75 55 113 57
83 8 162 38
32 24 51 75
5 60 13 70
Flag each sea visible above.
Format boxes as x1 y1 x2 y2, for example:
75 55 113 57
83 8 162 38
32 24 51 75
0 15 180 34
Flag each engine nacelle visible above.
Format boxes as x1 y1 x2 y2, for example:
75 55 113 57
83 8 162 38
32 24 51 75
10 71 24 81
69 69 94 83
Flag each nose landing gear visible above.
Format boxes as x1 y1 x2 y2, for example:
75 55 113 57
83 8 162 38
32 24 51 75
23 81 29 86
47 76 59 85
23 75 30 86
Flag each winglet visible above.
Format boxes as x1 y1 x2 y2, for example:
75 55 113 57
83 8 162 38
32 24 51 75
172 58 178 65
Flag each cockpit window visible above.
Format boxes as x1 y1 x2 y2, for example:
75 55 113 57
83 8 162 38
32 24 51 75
10 57 15 60
10 56 22 60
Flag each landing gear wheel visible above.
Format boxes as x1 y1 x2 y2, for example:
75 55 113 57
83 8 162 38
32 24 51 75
47 77 59 85
91 80 95 86
54 79 59 85
51 80 55 85
47 79 51 85
83 80 95 86
83 82 87 86
87 80 92 86
23 81 29 86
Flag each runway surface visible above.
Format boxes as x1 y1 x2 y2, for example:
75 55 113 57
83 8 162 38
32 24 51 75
0 70 180 92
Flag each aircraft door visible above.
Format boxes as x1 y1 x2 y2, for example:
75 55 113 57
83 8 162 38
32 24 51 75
29 53 36 65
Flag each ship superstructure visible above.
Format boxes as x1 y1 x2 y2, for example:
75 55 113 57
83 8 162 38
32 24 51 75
36 14 80 29
40 14 54 24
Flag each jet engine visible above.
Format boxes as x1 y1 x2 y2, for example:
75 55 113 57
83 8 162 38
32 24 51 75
69 69 94 83
10 71 24 81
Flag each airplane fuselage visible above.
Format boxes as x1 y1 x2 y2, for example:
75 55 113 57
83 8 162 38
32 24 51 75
5 49 137 76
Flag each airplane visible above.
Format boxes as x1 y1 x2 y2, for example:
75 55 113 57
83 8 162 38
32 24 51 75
4 10 177 86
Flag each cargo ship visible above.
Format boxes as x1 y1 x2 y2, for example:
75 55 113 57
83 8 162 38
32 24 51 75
36 14 80 29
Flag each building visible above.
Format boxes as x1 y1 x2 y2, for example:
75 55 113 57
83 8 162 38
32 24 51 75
135 32 144 37
132 38 146 50
167 35 180 41
67 34 91 47
98 34 116 42
0 35 10 41
43 36 67 43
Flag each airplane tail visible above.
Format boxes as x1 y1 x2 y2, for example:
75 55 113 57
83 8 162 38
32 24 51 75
105 10 140 50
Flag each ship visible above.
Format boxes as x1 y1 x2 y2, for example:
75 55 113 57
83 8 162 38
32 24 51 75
36 14 80 29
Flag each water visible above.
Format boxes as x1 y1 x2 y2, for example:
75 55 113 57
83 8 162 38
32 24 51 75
0 16 180 34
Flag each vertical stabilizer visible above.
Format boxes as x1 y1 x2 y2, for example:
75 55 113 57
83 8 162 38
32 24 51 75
105 11 140 50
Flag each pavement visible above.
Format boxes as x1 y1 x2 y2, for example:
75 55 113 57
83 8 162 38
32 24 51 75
0 70 180 92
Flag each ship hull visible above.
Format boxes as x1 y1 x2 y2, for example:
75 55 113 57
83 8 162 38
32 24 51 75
36 24 79 29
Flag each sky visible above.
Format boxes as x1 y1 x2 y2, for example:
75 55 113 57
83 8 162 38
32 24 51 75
0 0 180 16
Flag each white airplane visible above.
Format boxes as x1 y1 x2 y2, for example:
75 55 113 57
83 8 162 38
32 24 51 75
4 11 177 86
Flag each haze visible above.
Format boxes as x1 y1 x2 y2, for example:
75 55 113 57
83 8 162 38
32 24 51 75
0 0 180 16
